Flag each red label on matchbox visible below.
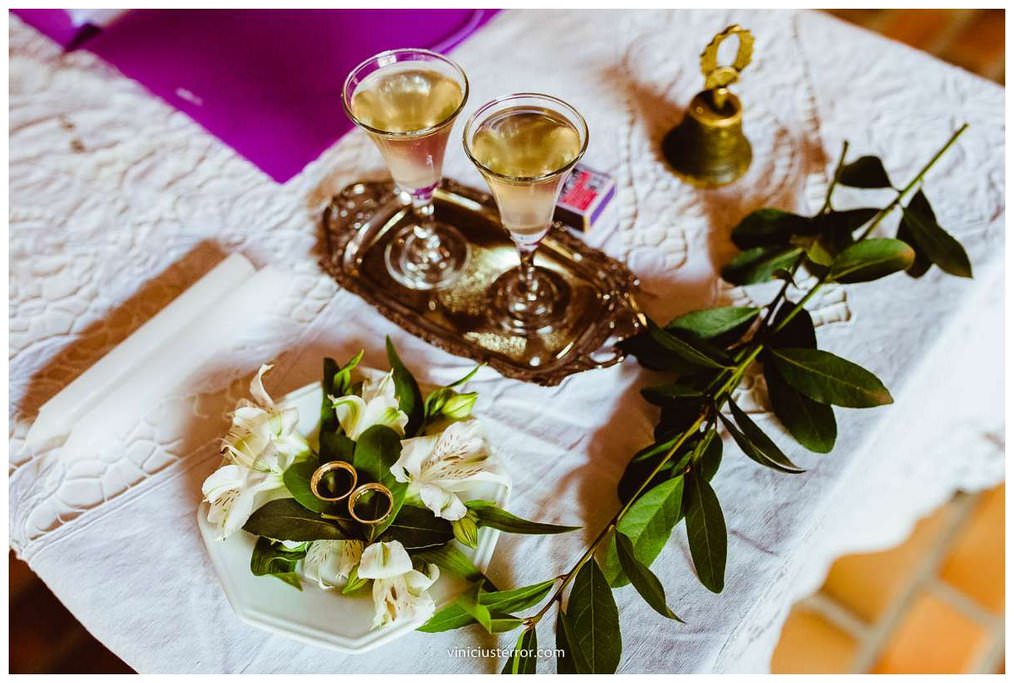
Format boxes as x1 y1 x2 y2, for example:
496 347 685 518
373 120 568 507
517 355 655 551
555 164 616 232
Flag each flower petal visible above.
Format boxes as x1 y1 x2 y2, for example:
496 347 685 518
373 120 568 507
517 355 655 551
302 540 364 590
250 363 276 409
358 540 413 580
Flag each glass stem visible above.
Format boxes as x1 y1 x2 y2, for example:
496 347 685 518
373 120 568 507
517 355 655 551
410 188 438 243
515 241 539 302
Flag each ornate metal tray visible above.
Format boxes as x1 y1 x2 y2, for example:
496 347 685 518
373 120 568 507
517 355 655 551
320 179 643 386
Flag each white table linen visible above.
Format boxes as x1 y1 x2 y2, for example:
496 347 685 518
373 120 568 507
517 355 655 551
9 9 1004 673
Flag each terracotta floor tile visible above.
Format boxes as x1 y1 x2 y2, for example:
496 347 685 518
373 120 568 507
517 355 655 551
938 9 1006 79
820 501 957 623
940 485 1005 614
771 607 858 673
878 9 965 52
9 581 87 673
9 552 40 603
872 591 992 673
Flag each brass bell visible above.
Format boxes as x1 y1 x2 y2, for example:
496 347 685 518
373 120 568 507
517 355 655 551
663 25 755 187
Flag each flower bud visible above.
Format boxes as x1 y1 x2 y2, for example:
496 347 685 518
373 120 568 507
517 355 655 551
452 514 479 548
442 392 478 420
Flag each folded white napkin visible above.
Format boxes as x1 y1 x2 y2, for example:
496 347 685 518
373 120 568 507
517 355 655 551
22 253 279 455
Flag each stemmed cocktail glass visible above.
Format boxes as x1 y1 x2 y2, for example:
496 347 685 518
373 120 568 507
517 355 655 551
463 93 589 332
343 49 470 290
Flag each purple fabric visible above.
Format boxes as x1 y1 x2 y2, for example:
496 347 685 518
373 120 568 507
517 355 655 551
11 8 86 48
12 9 498 182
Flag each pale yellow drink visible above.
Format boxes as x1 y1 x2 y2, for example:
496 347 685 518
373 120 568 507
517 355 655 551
468 106 582 243
350 65 464 193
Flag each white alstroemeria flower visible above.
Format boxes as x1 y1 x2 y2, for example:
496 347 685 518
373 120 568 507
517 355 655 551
302 540 364 590
222 364 308 470
330 371 408 440
203 364 309 540
358 541 440 630
201 464 291 541
391 419 508 521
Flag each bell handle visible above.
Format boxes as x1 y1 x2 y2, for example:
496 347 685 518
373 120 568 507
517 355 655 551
700 25 755 91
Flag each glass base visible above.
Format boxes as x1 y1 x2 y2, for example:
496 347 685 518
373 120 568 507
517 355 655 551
383 222 469 291
490 265 570 333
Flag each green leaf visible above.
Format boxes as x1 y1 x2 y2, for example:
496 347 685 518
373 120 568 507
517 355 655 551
243 499 348 541
482 579 556 613
378 505 453 549
457 582 493 633
899 193 973 278
698 431 723 482
350 423 408 537
412 544 492 587
352 424 403 485
341 566 368 594
556 611 579 674
640 382 703 406
768 301 817 349
615 532 682 621
566 560 621 673
730 208 810 249
502 627 538 674
684 469 727 593
466 500 579 535
445 364 482 389
250 537 306 590
320 357 340 433
386 336 424 435
616 436 690 505
896 194 932 278
801 210 878 268
320 351 365 432
617 332 702 374
605 476 684 587
721 400 805 474
654 398 710 442
283 458 327 513
838 155 892 188
811 207 880 236
764 363 837 453
828 238 915 283
646 320 731 370
769 347 893 408
722 246 803 286
318 430 355 464
418 580 553 633
666 306 760 341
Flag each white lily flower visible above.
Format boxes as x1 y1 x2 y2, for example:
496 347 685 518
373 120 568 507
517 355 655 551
222 364 309 470
359 541 439 629
201 464 290 541
302 540 364 590
330 370 408 440
203 364 309 540
391 419 508 521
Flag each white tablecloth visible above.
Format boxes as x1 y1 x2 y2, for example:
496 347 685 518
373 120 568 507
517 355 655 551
9 9 1004 673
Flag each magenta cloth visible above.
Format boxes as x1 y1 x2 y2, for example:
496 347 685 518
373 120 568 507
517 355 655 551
12 9 498 182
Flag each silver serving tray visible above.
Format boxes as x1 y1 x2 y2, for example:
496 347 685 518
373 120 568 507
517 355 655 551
320 179 643 386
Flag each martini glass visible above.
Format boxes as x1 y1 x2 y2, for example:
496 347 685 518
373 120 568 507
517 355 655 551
463 93 589 332
343 49 470 290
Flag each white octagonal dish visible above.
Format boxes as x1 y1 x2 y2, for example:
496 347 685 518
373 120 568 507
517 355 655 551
198 380 508 654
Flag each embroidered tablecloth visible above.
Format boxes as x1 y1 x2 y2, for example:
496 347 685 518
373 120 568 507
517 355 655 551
9 9 1004 673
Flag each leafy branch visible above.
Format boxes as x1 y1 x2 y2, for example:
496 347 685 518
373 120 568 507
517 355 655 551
421 126 974 673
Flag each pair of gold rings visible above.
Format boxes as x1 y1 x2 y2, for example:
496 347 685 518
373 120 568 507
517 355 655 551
309 461 394 525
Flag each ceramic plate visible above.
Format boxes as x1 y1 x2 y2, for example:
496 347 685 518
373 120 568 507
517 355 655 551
198 380 509 653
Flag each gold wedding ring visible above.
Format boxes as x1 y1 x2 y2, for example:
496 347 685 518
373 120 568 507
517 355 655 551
348 482 395 525
309 461 394 525
310 460 358 502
